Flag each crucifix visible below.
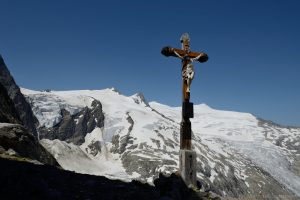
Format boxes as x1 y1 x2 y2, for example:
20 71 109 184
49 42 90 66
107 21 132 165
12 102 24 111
161 33 208 186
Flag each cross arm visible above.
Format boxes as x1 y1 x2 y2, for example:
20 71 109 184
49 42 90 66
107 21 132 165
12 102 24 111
161 46 208 63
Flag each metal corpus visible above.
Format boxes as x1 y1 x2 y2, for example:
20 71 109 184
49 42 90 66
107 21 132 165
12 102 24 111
161 33 208 150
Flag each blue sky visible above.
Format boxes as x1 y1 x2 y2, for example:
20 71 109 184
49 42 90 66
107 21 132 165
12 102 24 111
1 0 299 126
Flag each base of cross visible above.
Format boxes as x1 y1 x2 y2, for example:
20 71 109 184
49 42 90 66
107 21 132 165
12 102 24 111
179 149 197 187
180 99 196 186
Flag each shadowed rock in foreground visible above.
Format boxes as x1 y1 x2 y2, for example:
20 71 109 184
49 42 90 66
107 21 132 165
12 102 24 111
0 124 58 166
0 158 220 200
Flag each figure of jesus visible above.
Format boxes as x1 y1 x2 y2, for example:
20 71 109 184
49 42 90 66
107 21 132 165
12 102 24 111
173 49 203 93
182 63 194 92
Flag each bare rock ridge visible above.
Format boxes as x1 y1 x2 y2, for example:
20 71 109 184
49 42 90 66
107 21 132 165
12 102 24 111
0 55 58 166
0 55 38 136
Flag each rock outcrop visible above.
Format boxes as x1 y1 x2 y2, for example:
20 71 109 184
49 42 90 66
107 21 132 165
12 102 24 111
0 124 58 166
0 55 38 136
0 82 20 124
0 55 58 166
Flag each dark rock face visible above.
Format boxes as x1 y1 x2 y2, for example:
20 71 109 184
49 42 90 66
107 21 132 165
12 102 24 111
38 99 105 145
0 55 38 136
0 55 58 166
0 124 58 166
0 82 20 124
0 158 159 200
87 140 102 156
0 158 220 200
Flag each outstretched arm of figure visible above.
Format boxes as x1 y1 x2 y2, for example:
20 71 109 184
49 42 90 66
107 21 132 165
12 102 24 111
172 49 183 59
191 53 204 62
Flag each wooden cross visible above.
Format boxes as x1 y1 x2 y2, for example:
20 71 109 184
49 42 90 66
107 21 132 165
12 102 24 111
161 33 208 150
161 33 208 186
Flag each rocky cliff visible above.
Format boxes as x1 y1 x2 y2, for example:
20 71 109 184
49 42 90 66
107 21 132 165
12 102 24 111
0 82 20 124
0 55 38 136
0 56 58 166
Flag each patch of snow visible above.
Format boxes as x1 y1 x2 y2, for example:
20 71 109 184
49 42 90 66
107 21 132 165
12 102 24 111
0 123 16 128
6 148 17 156
210 169 218 182
245 181 250 187
224 165 229 177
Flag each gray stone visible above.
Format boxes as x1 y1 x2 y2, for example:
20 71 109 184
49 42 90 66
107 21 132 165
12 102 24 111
0 124 58 166
87 141 102 156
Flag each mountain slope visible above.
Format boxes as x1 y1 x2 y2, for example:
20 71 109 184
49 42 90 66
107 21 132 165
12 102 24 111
22 88 300 199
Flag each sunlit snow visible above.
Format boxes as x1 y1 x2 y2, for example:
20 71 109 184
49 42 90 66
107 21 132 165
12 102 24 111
21 88 300 197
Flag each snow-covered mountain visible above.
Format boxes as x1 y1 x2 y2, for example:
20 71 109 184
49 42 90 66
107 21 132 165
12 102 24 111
21 88 300 199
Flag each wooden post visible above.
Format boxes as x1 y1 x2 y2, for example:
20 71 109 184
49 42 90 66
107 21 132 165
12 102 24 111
161 33 208 187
